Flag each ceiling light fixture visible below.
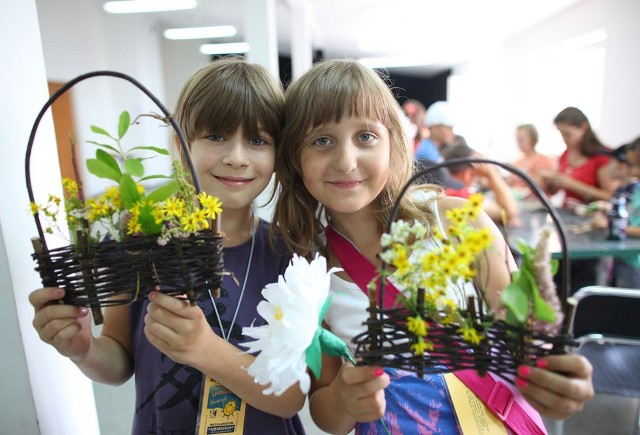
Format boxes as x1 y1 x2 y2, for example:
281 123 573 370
163 25 237 40
358 56 432 69
199 42 250 55
103 0 197 14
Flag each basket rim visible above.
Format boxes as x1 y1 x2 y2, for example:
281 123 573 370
378 157 571 320
25 70 202 253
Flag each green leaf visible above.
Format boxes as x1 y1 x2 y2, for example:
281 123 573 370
86 157 121 182
550 258 559 276
525 271 556 323
87 141 120 154
130 146 170 155
500 271 531 325
96 148 122 176
120 174 141 209
318 295 334 326
319 328 356 364
90 125 114 139
305 329 323 380
146 180 180 203
138 201 162 235
118 111 131 139
139 174 172 182
124 158 145 177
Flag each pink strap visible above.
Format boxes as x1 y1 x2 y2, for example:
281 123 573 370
325 224 547 435
325 225 399 309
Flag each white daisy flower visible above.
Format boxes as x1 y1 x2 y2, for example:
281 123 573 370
242 253 346 396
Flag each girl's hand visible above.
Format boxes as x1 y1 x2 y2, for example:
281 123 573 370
144 291 217 369
516 354 594 420
29 287 93 360
331 363 390 422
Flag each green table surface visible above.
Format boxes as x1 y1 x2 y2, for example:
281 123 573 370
505 206 640 260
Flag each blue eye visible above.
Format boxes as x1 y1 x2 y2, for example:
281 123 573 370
313 137 332 147
359 132 374 142
205 134 224 142
249 137 268 146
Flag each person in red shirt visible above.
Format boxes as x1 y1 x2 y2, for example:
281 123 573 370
540 106 618 205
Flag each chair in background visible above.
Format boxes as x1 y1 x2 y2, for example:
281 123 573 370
555 286 640 435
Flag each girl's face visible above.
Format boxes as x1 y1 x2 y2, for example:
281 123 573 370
516 128 533 153
300 115 390 218
189 125 275 212
556 122 587 149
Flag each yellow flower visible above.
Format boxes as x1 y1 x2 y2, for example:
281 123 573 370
407 315 428 337
458 325 483 345
62 177 79 196
136 183 145 194
391 245 411 274
468 193 484 210
162 197 184 218
126 214 141 235
152 206 166 225
197 192 223 219
30 202 39 215
410 336 434 355
180 210 209 233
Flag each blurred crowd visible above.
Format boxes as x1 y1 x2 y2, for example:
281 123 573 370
402 99 640 290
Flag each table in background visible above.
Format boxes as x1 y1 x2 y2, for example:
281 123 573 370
505 205 640 286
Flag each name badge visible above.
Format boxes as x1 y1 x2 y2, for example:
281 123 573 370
443 373 508 435
197 375 246 435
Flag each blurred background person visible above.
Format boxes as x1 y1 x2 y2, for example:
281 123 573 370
423 100 467 156
402 98 434 156
441 143 519 226
540 106 618 206
507 123 556 196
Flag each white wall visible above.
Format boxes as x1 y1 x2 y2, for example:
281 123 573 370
449 0 640 162
36 0 172 198
0 0 101 433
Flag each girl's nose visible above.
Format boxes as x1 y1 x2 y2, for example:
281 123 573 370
222 141 249 167
333 142 358 173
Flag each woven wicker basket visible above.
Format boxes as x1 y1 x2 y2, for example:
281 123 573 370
352 158 577 381
25 71 224 324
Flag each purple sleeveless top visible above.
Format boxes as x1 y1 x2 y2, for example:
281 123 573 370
130 220 305 435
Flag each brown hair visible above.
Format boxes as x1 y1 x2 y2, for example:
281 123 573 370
553 106 606 156
516 123 539 148
173 57 285 155
272 59 440 257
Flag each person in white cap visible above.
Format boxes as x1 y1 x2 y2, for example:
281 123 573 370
424 100 467 154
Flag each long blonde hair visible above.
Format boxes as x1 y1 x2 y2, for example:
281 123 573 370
272 59 440 257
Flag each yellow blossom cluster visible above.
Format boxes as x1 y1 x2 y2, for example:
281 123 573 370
30 177 222 242
378 193 492 354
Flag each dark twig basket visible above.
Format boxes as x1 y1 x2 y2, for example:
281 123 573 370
352 158 577 382
26 71 224 324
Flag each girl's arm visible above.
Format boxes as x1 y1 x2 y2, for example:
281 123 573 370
29 287 134 385
549 164 618 202
144 292 306 418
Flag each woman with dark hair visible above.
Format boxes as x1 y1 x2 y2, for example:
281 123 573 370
541 106 618 204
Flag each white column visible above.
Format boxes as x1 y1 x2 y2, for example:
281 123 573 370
289 0 313 79
0 0 100 434
244 0 279 78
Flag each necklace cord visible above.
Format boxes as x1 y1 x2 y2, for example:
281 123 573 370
209 214 257 342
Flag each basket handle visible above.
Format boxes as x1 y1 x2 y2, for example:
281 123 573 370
378 157 571 329
25 70 202 253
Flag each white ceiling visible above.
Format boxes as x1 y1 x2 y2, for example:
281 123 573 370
104 0 584 76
